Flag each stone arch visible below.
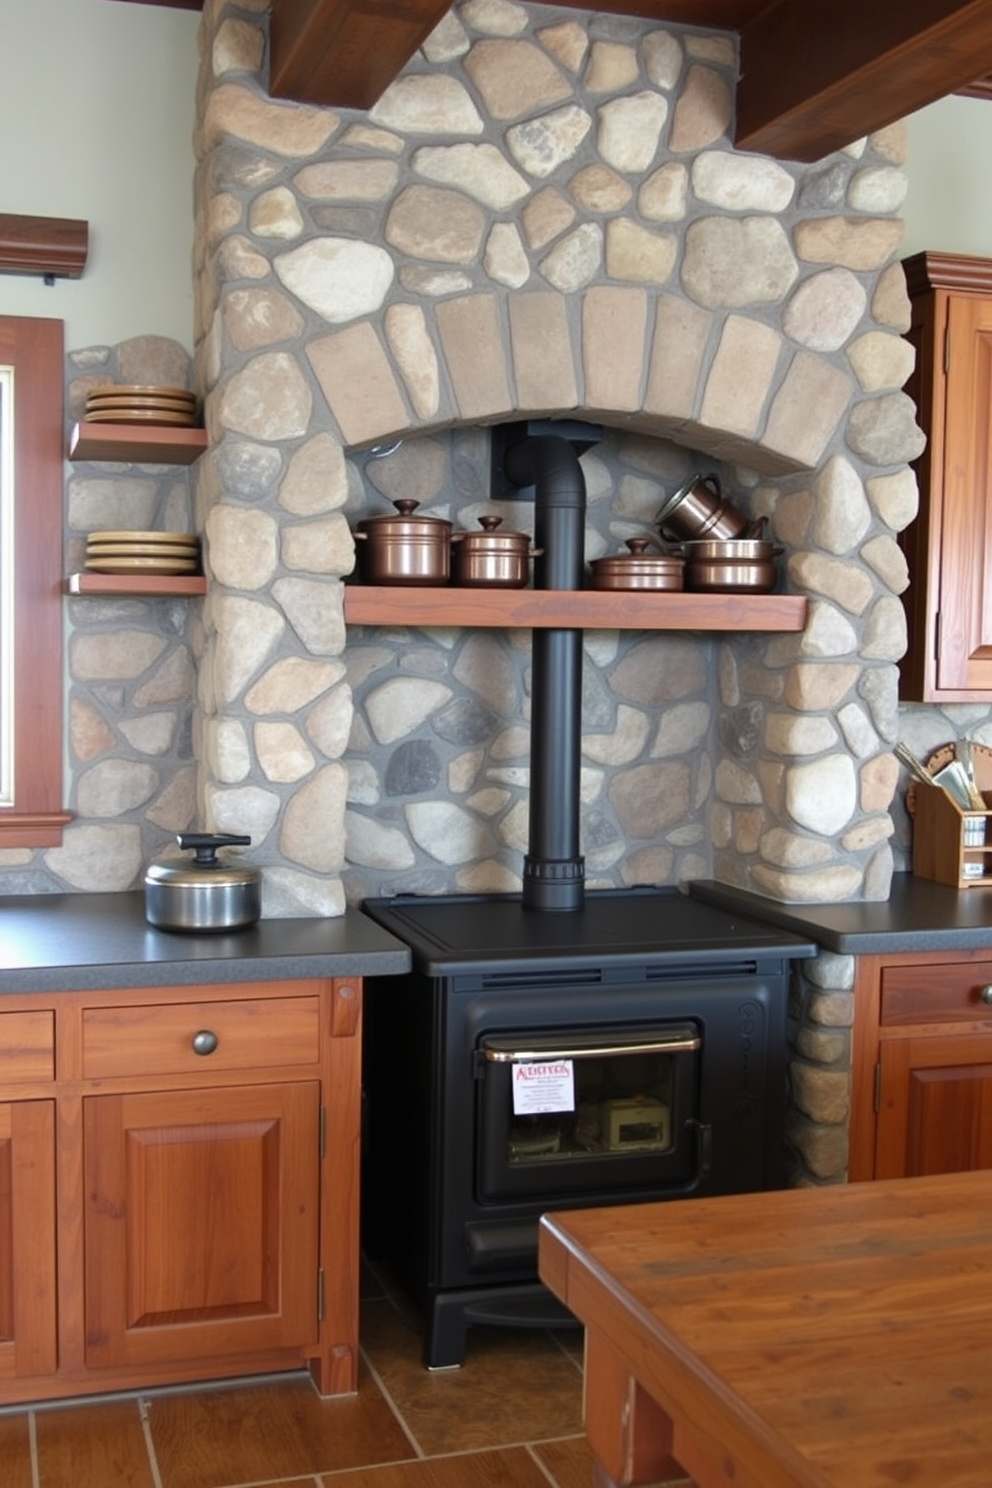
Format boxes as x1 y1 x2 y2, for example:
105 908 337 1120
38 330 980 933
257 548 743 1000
307 286 854 479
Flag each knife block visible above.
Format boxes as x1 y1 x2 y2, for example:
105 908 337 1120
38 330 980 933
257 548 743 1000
912 781 992 887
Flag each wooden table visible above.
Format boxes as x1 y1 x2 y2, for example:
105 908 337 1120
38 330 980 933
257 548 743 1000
538 1172 992 1488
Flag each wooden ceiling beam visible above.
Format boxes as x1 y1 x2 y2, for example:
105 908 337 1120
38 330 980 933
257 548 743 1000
269 0 452 110
736 0 992 160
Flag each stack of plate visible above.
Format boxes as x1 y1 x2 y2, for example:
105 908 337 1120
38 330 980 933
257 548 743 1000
85 530 201 575
84 385 199 427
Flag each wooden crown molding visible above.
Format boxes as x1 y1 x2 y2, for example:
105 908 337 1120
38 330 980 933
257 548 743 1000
0 214 88 281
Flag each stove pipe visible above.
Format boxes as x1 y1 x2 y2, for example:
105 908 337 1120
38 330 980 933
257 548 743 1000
495 421 603 912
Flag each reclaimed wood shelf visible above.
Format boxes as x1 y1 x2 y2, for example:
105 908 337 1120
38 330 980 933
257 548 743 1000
65 573 207 597
343 586 808 631
69 421 207 465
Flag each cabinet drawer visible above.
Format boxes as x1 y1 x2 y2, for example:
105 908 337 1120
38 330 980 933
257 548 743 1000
82 996 320 1079
880 960 992 1026
0 1009 55 1083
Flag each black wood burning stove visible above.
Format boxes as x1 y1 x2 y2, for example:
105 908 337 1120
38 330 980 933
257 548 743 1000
360 888 815 1368
359 423 815 1367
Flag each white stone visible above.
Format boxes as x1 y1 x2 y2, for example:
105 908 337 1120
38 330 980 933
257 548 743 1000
206 505 279 590
783 268 866 352
421 9 470 63
848 166 907 213
273 576 347 654
862 595 908 660
248 187 304 239
798 600 859 658
638 162 688 221
280 764 348 871
369 75 484 135
281 514 355 576
274 239 394 324
205 783 281 842
245 657 341 714
209 595 285 705
597 92 669 173
219 352 312 440
539 222 602 292
642 29 682 89
212 17 264 75
865 468 919 533
44 824 143 892
412 143 529 207
846 331 916 391
682 217 797 307
765 713 838 756
305 684 353 760
811 456 871 554
255 721 315 782
346 810 416 868
786 755 857 834
261 869 345 919
691 151 794 212
406 801 494 864
365 677 453 744
118 713 177 756
484 223 530 288
837 702 880 758
77 760 159 817
206 718 251 782
506 104 592 178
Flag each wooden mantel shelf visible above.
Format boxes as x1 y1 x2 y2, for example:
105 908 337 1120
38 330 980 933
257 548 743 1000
343 586 808 631
66 573 206 597
69 421 207 465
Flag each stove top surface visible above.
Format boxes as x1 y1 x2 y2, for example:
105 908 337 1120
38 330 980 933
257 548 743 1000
361 887 817 975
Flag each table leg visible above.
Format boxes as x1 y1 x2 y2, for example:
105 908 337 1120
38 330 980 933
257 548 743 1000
583 1328 684 1487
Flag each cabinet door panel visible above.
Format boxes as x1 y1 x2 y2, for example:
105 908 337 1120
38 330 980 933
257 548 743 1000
83 1082 319 1370
876 1035 992 1179
937 294 992 692
0 1101 57 1379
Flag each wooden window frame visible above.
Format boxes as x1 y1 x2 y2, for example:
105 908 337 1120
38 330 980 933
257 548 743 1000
0 316 70 846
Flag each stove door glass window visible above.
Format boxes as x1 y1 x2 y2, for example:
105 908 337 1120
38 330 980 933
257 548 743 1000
477 1024 701 1202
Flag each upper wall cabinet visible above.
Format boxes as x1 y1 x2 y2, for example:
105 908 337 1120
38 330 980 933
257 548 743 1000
901 252 992 702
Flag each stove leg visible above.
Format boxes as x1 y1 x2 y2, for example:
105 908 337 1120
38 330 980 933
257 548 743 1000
424 1293 470 1370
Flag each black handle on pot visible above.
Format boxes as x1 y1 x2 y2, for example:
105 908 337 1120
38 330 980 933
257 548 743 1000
176 832 252 865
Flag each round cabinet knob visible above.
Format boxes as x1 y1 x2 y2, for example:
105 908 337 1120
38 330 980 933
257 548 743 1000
191 1029 219 1055
979 986 992 1006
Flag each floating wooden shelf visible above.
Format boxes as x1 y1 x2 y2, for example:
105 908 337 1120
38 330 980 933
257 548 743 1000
69 422 207 465
342 586 808 631
65 573 207 597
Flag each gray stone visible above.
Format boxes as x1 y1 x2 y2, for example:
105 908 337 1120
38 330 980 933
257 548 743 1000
507 104 592 178
385 740 443 795
434 695 501 745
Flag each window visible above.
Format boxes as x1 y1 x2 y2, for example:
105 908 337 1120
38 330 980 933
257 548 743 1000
0 316 69 846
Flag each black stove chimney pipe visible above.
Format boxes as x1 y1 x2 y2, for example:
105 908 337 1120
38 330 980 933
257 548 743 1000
494 421 602 911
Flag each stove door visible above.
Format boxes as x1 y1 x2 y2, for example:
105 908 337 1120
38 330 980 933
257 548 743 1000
476 1023 704 1203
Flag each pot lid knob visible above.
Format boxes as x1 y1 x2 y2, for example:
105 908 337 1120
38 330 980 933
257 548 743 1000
477 515 504 532
176 832 251 865
624 538 654 554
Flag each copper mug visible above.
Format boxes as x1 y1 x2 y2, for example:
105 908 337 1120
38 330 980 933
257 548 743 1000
656 474 749 542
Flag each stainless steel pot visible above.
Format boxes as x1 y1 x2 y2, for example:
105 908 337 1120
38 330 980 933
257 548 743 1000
355 499 452 585
451 515 537 588
679 538 781 594
656 473 750 542
144 833 261 931
589 539 684 591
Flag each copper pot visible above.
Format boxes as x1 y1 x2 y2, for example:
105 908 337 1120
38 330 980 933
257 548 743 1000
656 473 749 542
680 538 781 594
355 499 452 585
451 515 537 588
589 539 684 591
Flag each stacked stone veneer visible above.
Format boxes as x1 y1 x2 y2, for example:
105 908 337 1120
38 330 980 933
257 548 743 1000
8 0 983 1182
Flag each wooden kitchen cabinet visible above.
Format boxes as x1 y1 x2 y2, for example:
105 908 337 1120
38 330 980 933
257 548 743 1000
901 252 992 700
849 948 992 1180
0 976 363 1406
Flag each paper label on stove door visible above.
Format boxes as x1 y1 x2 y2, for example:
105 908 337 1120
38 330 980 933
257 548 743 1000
511 1059 575 1115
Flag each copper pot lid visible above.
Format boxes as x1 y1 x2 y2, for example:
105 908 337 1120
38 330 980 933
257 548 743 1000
357 499 452 534
452 515 532 550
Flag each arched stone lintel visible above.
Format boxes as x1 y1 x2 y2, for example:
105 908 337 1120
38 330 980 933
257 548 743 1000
311 292 851 477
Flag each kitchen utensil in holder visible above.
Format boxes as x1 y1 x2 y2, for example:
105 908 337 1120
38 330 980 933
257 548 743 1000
912 780 992 887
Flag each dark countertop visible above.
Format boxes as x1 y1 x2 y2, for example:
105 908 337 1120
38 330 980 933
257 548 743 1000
689 874 992 954
0 891 411 994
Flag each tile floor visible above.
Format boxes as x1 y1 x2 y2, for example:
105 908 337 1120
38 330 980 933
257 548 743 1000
0 1262 693 1488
